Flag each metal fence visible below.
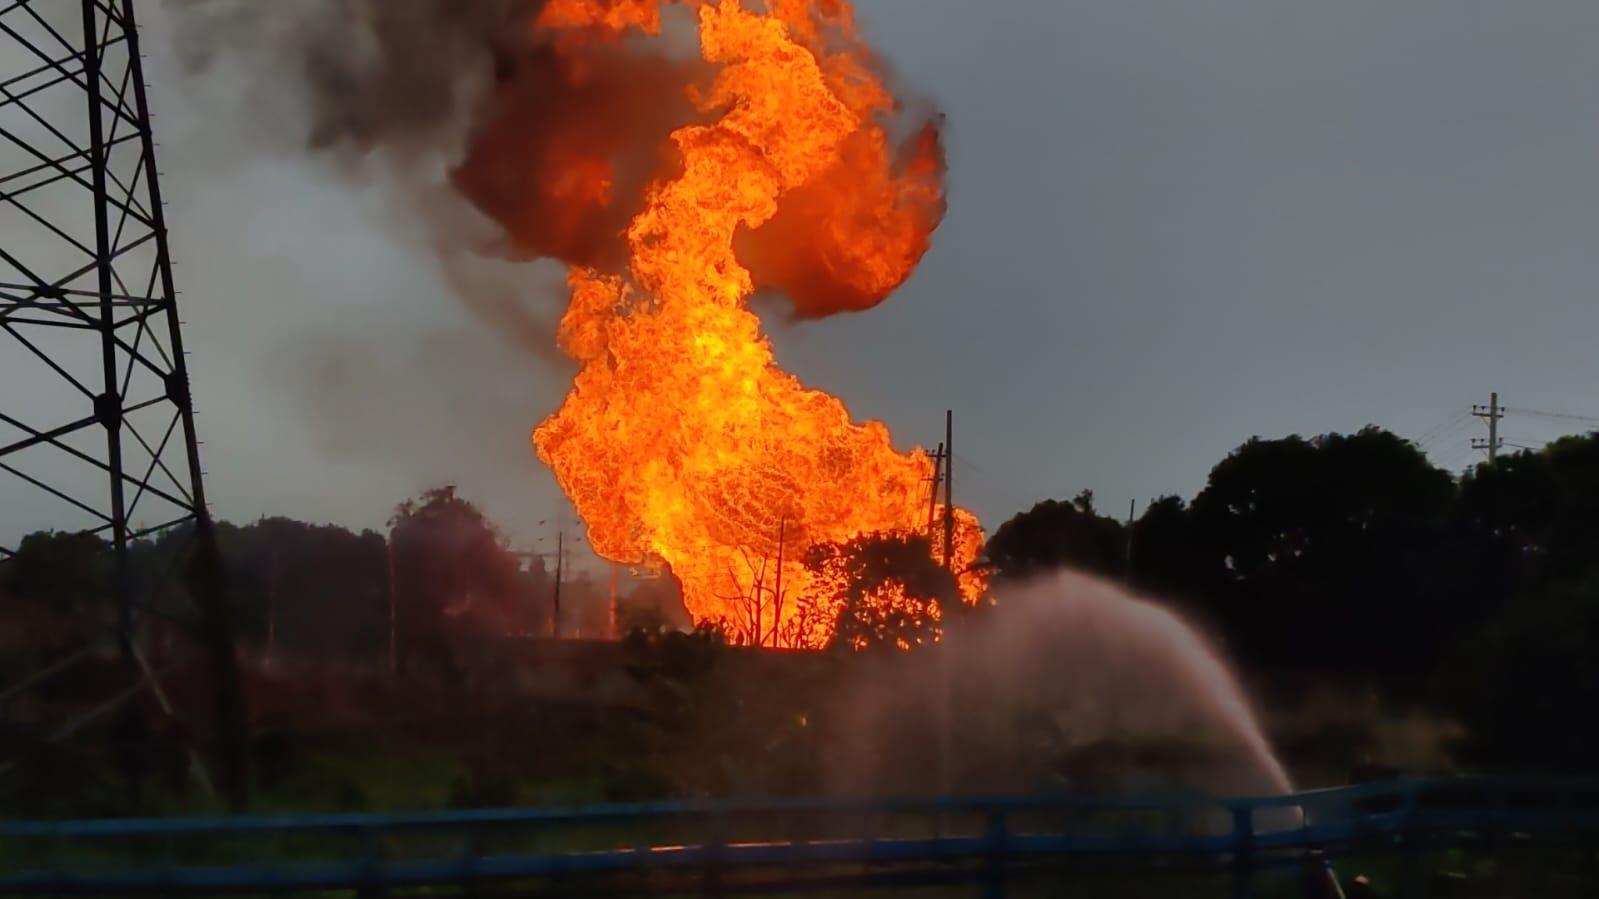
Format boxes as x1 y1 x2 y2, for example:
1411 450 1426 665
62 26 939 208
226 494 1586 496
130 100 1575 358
3 777 1599 895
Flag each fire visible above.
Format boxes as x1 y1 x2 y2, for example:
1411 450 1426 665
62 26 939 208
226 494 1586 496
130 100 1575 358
493 0 981 646
537 0 663 36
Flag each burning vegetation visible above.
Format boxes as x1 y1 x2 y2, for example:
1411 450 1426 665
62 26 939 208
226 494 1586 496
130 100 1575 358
447 0 983 645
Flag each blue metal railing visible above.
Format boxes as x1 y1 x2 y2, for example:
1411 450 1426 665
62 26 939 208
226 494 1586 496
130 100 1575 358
4 777 1599 894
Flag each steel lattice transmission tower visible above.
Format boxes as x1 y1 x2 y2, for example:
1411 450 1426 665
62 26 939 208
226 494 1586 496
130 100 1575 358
1 0 207 615
1 1 245 802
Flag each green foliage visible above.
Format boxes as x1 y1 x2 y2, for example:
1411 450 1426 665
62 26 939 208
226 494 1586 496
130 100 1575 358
213 517 389 660
800 532 957 652
1126 495 1210 600
8 426 1599 802
983 490 1126 582
982 428 1599 771
388 486 547 675
986 429 1476 676
1460 433 1599 589
0 531 116 676
1444 573 1599 772
1446 434 1599 768
618 623 832 798
1 530 112 612
1186 427 1467 675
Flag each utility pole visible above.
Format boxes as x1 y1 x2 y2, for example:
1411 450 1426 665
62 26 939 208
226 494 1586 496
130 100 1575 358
386 535 398 675
937 411 956 803
552 531 564 639
925 443 945 536
266 551 279 666
608 562 619 640
1472 392 1504 462
942 410 955 571
1123 499 1137 587
771 516 786 648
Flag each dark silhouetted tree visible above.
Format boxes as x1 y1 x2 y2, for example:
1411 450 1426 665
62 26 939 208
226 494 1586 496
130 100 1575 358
1442 433 1599 769
210 518 388 662
982 490 1126 582
799 532 957 652
1 530 112 614
1460 432 1599 593
0 531 114 671
1446 572 1599 772
389 487 532 677
1127 495 1213 602
1187 427 1461 676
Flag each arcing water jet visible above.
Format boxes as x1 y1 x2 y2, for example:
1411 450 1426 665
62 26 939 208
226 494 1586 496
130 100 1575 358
829 570 1294 799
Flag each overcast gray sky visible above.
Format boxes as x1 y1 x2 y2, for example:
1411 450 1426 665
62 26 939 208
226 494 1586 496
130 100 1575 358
7 1 1599 561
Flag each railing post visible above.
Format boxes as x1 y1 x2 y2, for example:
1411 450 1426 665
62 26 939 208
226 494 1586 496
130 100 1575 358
357 824 387 899
704 809 726 898
1232 803 1254 899
159 829 177 891
461 826 482 897
984 805 1008 899
1398 782 1428 899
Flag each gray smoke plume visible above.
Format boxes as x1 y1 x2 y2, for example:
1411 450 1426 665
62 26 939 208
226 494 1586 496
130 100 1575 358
165 0 540 159
138 1 581 537
165 0 574 364
139 0 923 542
162 0 698 356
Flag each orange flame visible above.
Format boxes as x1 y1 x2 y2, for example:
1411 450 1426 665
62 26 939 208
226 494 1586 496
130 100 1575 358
525 0 980 646
537 0 664 37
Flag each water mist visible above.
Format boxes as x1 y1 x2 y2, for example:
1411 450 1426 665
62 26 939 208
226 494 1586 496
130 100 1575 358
826 569 1293 801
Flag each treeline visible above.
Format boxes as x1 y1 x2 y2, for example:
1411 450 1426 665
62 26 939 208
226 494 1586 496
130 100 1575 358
5 429 1597 772
983 427 1599 771
0 488 680 683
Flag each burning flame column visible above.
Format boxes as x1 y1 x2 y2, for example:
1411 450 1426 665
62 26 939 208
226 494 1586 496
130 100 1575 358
531 0 981 646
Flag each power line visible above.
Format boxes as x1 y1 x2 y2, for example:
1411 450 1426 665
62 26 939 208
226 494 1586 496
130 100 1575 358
1440 396 1599 466
1504 405 1599 426
1509 419 1578 445
949 451 1036 514
1414 409 1473 449
1417 416 1476 456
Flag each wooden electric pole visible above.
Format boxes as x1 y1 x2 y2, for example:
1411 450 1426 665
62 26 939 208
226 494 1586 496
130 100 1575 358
1124 499 1137 587
552 531 564 639
942 410 954 571
771 516 786 648
608 562 619 640
938 410 956 802
1472 392 1504 462
266 551 279 665
386 536 397 675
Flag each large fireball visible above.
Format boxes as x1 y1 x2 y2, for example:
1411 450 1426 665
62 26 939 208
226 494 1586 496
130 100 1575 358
483 0 982 646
